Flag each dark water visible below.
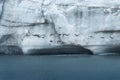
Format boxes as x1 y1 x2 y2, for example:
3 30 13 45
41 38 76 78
0 55 120 80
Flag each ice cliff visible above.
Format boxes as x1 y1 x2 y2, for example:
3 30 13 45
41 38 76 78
0 0 120 54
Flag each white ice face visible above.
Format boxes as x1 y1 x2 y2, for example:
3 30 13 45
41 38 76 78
1 0 120 51
85 0 120 5
28 0 43 3
30 0 38 1
43 0 54 5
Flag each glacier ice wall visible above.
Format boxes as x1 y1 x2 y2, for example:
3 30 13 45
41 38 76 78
0 0 120 54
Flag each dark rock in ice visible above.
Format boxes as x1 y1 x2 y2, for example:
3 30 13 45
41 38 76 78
0 46 23 55
0 34 24 55
0 35 13 44
105 46 120 53
103 46 120 56
85 45 120 56
27 45 93 55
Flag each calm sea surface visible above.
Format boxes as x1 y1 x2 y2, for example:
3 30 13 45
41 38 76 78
0 55 120 80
